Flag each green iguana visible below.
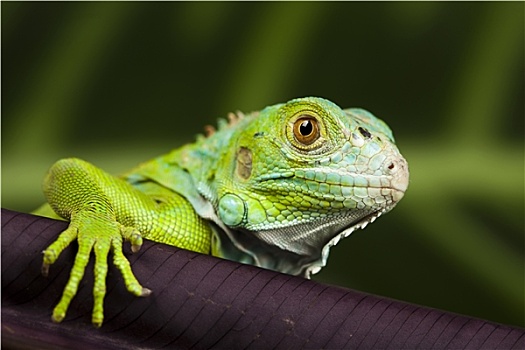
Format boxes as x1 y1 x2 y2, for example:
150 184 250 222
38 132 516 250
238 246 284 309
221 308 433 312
34 97 409 327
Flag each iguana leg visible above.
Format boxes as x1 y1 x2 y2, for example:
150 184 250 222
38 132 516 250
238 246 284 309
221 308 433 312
42 158 211 326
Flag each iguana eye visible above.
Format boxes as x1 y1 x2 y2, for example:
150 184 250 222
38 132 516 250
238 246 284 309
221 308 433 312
293 115 320 145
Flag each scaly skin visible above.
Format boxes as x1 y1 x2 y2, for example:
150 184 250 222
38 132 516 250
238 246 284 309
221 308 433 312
36 97 409 326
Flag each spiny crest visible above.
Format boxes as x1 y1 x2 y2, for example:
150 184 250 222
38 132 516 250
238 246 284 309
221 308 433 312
198 110 260 140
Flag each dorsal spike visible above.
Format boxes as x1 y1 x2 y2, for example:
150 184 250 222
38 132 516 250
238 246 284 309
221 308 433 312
235 111 246 120
227 112 237 124
204 125 216 137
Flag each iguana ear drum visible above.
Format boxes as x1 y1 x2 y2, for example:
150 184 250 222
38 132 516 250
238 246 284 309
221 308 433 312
235 147 252 180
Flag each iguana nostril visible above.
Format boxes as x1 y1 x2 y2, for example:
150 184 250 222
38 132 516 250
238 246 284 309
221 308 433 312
358 127 371 139
389 158 410 195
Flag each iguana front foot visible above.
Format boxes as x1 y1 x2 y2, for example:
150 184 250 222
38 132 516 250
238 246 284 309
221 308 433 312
42 209 150 327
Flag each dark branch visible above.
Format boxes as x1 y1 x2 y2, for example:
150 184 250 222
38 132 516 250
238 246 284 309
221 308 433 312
2 209 524 349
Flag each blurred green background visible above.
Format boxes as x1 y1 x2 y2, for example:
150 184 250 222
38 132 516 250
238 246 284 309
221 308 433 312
2 2 523 327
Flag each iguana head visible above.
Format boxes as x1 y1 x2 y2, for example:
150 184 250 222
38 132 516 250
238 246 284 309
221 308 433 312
209 97 409 276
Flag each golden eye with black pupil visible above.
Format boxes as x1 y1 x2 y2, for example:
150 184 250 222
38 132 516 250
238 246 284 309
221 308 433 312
293 115 319 145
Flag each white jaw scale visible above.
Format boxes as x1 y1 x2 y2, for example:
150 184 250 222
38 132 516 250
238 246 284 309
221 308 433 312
305 208 387 277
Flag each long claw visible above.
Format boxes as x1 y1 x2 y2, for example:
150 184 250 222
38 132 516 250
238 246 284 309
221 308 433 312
121 226 143 253
52 309 65 323
141 287 152 297
130 230 143 253
42 261 50 277
131 242 142 254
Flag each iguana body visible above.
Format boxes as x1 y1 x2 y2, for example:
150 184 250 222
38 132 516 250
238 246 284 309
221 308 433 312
36 97 409 327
